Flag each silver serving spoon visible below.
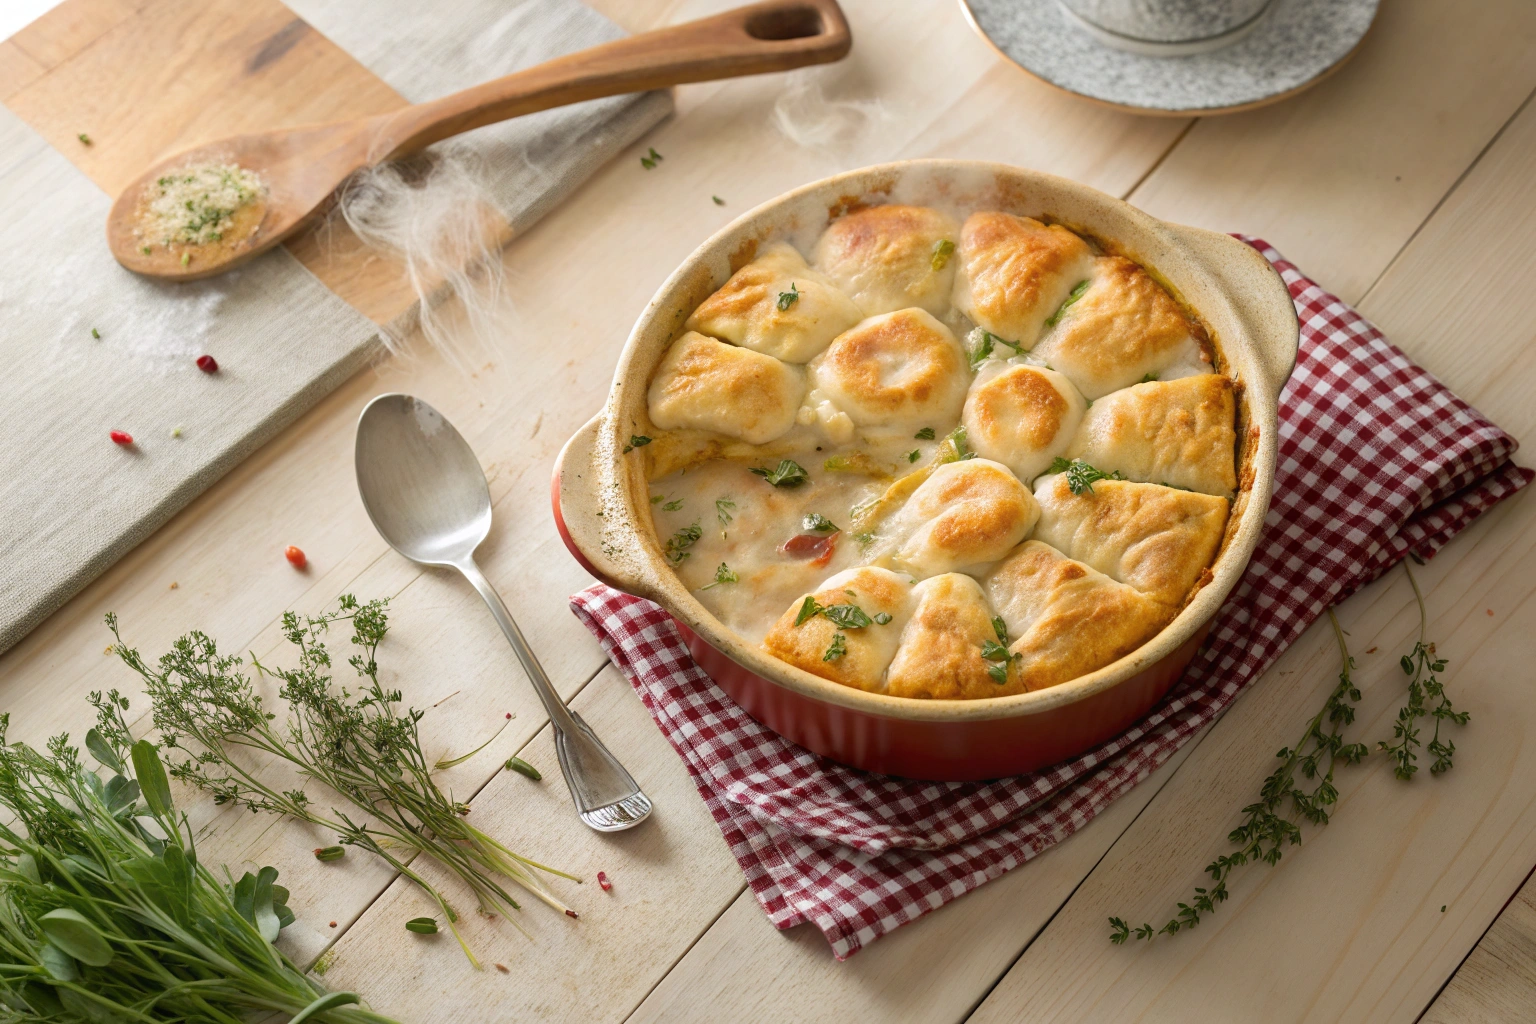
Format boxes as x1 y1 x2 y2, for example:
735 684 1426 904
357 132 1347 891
354 393 652 832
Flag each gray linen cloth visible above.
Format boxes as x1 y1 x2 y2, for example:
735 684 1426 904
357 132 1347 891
0 0 670 653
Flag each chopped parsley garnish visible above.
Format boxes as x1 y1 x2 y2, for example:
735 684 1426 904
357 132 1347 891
1048 456 1125 495
802 512 839 533
987 662 1010 684
777 282 800 311
1140 372 1158 383
872 612 892 625
641 147 663 169
992 616 1009 643
623 434 653 454
966 327 1023 369
663 522 702 565
1044 279 1092 327
981 640 1011 662
716 497 736 527
907 449 920 463
914 427 936 440
981 637 1019 684
823 633 848 662
795 596 825 626
662 498 684 512
700 563 738 590
751 459 808 487
651 494 666 504
823 604 873 629
77 133 92 145
91 328 101 339
853 532 875 547
930 238 955 271
712 195 725 205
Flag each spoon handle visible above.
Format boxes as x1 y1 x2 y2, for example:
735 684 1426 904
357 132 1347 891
455 557 651 826
368 0 851 162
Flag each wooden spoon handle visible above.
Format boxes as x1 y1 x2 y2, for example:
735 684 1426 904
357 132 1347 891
370 0 852 163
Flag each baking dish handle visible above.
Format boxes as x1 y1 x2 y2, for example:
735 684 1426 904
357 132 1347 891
553 414 645 593
1166 224 1299 401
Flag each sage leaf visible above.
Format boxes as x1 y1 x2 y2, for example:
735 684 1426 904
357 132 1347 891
85 728 123 773
38 942 78 981
130 740 173 819
40 908 114 966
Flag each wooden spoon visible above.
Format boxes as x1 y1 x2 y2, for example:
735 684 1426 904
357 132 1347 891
107 0 851 281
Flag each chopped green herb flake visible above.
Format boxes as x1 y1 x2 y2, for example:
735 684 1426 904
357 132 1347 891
1140 372 1158 383
405 917 438 934
908 449 920 463
872 612 892 625
662 498 684 512
716 497 736 526
822 604 873 630
78 133 92 145
91 327 101 339
930 238 955 271
751 459 808 487
914 426 936 440
700 563 739 590
624 434 652 454
966 328 1022 370
940 425 974 463
504 756 541 780
853 531 875 547
777 282 800 311
663 522 702 565
992 616 1009 643
795 596 825 626
980 640 1011 662
1048 456 1124 495
802 512 839 533
987 662 1009 684
651 494 665 504
1045 279 1092 327
823 632 848 661
712 195 725 205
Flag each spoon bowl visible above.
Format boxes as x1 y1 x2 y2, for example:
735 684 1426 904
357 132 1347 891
356 393 652 832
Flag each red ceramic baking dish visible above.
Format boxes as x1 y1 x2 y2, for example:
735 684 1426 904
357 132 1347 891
553 160 1298 781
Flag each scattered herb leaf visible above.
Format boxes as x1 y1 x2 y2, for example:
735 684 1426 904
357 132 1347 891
908 449 920 463
1048 456 1124 495
662 498 685 512
795 596 825 626
405 917 439 935
712 195 725 205
504 757 541 781
623 434 653 454
1140 372 1159 383
915 427 936 440
986 662 1009 684
823 604 873 630
700 563 739 590
78 132 92 145
777 282 800 311
651 494 666 504
716 497 736 527
992 616 1009 643
939 425 975 463
751 459 808 487
823 633 848 661
966 328 1022 370
663 522 703 565
803 512 839 533
91 327 101 339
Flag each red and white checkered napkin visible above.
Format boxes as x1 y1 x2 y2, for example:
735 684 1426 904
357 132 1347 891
570 238 1533 960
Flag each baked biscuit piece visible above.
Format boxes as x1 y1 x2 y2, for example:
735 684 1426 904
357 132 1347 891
647 331 806 444
807 308 969 434
1064 374 1237 496
1031 474 1228 607
951 212 1096 350
984 541 1174 692
761 567 917 692
1031 256 1211 400
813 205 961 316
886 458 1039 577
963 363 1086 483
886 573 1026 699
685 242 863 363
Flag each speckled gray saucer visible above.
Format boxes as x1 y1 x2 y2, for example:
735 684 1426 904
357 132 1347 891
961 0 1379 114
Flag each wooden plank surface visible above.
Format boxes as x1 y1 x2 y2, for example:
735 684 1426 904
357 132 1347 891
1 0 1534 1020
1423 869 1536 1023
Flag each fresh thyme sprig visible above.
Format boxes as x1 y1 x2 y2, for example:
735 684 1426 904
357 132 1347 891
1378 560 1469 778
1111 609 1368 944
109 598 577 968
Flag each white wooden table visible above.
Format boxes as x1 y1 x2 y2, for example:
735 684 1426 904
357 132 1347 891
3 0 1536 1020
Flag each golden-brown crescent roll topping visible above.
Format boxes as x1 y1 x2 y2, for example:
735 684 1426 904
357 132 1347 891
984 541 1174 692
951 212 1096 350
885 458 1039 577
1031 474 1229 607
962 363 1086 483
807 308 969 433
813 205 960 317
886 573 1025 699
1030 256 1212 399
1064 374 1237 495
646 331 806 444
685 242 863 363
761 566 917 692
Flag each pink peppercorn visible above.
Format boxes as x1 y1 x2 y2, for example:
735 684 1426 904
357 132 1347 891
110 430 133 445
196 354 218 373
597 871 612 892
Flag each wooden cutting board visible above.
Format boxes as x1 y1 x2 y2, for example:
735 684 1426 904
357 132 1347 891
0 0 420 324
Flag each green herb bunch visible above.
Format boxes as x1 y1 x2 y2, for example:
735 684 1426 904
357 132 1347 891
1111 561 1470 944
109 597 577 969
0 692 397 1023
